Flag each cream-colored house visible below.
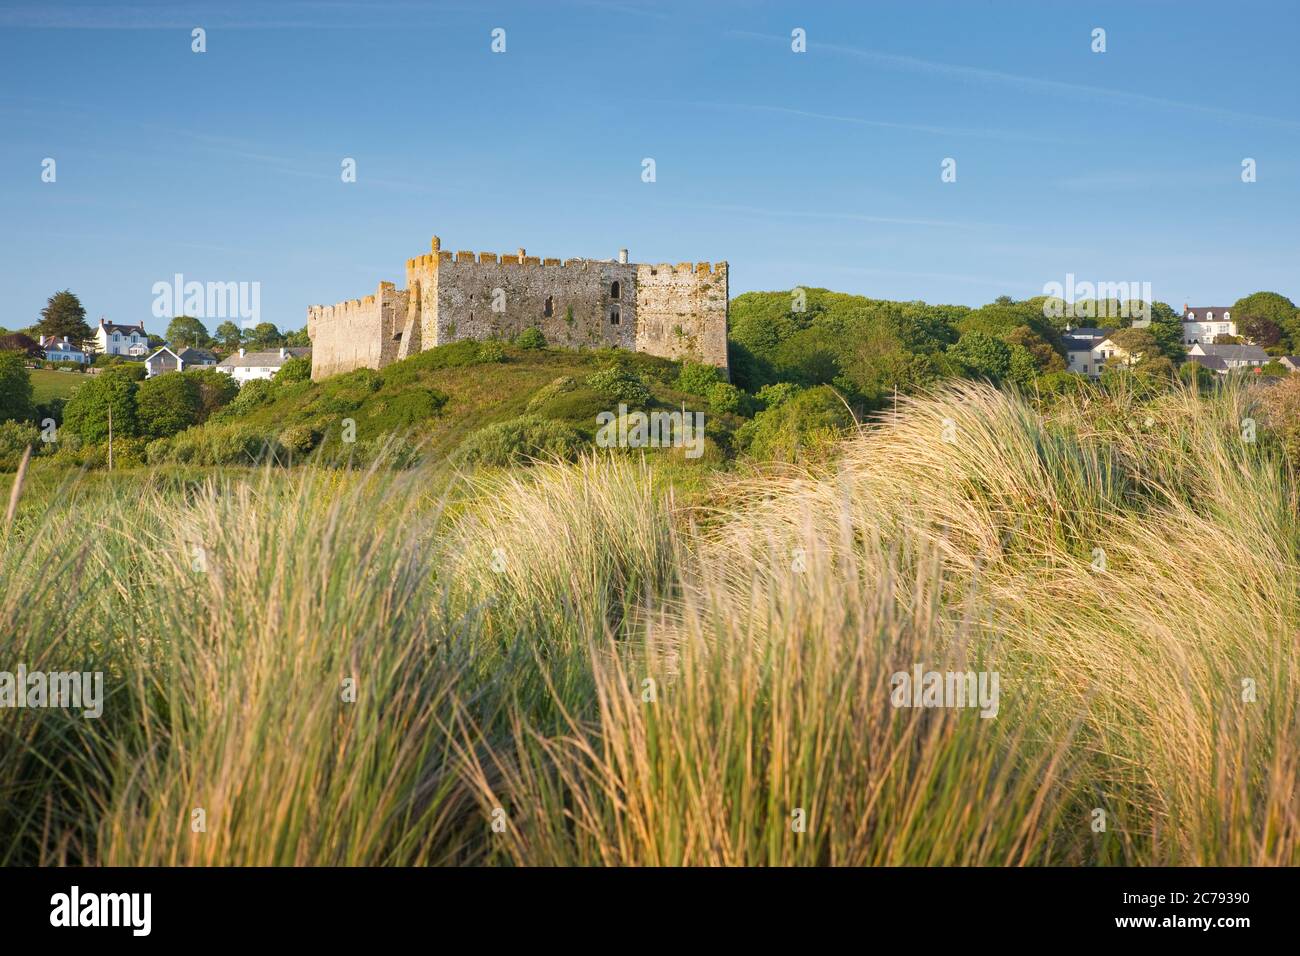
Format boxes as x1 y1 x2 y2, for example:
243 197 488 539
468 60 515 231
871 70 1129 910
92 318 148 356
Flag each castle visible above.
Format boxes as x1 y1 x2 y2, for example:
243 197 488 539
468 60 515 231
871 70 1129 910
306 235 728 381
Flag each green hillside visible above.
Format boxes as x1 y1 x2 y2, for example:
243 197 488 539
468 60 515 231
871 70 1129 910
146 340 749 468
30 367 88 403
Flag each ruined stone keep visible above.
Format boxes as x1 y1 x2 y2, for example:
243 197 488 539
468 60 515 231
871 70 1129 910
306 235 729 381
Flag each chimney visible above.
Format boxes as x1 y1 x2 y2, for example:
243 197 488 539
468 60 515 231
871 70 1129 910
431 236 441 253
618 248 628 264
239 347 246 357
517 247 526 263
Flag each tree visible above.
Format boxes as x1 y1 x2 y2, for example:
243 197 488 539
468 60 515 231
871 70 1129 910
283 327 311 348
1239 314 1284 349
136 373 202 439
185 367 240 420
62 368 139 442
1145 301 1187 361
1003 325 1065 372
948 331 1012 382
214 321 243 351
1232 292 1299 350
0 333 44 357
1108 328 1160 367
38 290 92 343
243 322 282 348
0 352 35 423
165 315 210 349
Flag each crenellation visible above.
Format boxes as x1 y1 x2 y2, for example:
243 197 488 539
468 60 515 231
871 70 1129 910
308 231 728 380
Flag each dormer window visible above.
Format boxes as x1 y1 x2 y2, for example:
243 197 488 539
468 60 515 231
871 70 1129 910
1224 311 1231 321
1206 311 1214 320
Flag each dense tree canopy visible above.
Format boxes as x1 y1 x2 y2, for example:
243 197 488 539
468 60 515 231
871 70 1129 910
38 290 92 343
165 315 211 349
0 352 35 423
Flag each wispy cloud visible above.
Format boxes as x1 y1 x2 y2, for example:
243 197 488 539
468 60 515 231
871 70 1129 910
685 200 999 231
728 31 1300 131
694 101 1055 143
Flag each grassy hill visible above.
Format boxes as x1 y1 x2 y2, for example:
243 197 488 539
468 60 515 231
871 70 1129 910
30 367 88 403
151 339 748 468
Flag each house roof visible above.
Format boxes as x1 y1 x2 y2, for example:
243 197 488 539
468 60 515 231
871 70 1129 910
1062 328 1115 351
98 318 146 335
1191 343 1267 362
1183 306 1234 322
217 347 310 368
178 347 217 363
41 335 84 351
145 346 180 364
1187 355 1229 372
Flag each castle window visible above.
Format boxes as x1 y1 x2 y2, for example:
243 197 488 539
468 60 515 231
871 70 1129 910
610 305 621 325
611 280 621 299
543 295 553 318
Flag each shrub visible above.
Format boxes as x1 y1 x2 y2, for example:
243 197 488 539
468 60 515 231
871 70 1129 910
61 368 139 442
525 376 578 413
376 388 449 427
586 365 652 406
229 378 275 415
275 355 312 384
755 381 801 410
477 340 507 363
136 372 202 439
706 381 747 415
515 328 546 350
185 368 240 419
675 361 722 397
0 350 35 423
735 385 854 462
455 415 585 467
0 420 40 470
279 423 322 455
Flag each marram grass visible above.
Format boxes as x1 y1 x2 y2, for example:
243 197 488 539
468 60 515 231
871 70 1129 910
1 381 1296 865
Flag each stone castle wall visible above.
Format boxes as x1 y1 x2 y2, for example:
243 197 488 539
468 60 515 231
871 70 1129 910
309 235 727 381
306 281 409 380
634 262 728 368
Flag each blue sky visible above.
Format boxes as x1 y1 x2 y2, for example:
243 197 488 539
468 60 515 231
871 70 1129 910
2 0 1297 334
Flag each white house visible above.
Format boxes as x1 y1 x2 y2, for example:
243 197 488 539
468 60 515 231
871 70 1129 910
1061 327 1140 378
93 318 149 356
1186 343 1267 373
39 334 90 364
144 346 219 378
1181 306 1238 346
217 346 310 383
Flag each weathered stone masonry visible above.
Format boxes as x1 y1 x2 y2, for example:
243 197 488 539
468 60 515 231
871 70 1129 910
307 235 728 381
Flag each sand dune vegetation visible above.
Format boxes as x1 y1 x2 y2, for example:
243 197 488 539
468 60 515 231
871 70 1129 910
2 380 1296 866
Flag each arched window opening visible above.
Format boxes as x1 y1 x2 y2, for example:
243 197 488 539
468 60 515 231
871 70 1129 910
611 281 621 299
543 295 554 318
610 305 621 325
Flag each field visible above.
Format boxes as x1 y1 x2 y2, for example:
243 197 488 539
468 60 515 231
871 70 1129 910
1 380 1297 866
29 367 88 404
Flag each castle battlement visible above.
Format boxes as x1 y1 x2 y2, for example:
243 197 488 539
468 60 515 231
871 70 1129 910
309 233 728 381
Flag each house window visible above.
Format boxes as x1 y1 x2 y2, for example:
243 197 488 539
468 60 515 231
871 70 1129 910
543 295 554 318
611 281 621 299
610 305 620 325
